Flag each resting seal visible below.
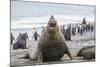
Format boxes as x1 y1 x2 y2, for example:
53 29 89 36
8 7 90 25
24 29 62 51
13 32 28 49
77 46 95 60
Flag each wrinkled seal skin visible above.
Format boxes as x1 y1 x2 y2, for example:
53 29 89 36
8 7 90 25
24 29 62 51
77 46 95 60
33 16 72 62
13 32 28 49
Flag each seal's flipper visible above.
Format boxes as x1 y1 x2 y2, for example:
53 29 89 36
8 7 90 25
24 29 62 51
65 49 72 60
37 51 43 62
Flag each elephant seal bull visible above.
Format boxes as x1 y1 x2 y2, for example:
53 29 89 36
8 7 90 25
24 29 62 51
13 32 28 49
25 15 72 62
77 46 95 60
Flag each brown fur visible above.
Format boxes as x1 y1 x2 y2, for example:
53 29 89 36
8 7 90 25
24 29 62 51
28 16 72 62
77 46 95 60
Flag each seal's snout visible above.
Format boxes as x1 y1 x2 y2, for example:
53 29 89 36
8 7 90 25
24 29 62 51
48 15 57 27
49 21 56 27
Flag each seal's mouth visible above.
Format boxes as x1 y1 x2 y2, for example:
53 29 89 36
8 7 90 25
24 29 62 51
48 22 56 27
47 23 58 33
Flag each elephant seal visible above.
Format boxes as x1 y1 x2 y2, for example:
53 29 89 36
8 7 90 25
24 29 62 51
13 32 28 49
25 15 72 62
16 32 21 40
77 46 95 60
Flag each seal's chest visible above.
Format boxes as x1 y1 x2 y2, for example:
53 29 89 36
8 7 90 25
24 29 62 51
41 40 65 53
41 41 65 62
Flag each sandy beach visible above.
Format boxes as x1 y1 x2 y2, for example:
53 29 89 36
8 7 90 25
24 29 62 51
10 30 95 66
10 1 96 67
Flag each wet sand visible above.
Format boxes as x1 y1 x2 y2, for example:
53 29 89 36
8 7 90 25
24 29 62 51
10 31 95 66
